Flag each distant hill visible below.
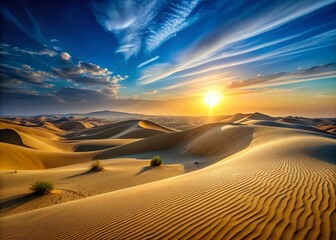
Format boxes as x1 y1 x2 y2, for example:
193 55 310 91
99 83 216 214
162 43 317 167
65 110 145 119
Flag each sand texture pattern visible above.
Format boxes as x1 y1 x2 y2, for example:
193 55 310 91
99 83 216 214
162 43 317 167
0 114 335 239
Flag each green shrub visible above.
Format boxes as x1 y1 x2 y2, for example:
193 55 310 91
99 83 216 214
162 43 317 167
150 155 162 166
91 160 104 172
30 180 54 195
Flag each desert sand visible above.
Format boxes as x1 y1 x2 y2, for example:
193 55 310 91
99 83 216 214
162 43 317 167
0 112 335 239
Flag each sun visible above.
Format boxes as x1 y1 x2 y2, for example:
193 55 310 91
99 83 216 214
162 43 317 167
204 91 220 107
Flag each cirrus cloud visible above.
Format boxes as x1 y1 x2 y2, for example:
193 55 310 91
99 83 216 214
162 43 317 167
92 0 201 59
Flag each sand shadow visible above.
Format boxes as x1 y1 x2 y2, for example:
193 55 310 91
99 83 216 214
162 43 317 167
0 193 40 213
74 145 117 152
4 171 18 174
65 168 103 179
136 166 154 176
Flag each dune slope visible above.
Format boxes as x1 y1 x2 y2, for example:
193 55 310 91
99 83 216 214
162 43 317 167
1 122 335 239
0 143 94 169
66 119 173 140
0 129 28 148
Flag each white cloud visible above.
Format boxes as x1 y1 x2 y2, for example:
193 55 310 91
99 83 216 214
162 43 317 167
52 60 127 97
0 63 54 85
37 49 57 57
228 63 336 89
137 56 159 68
163 73 232 90
22 64 33 70
9 46 57 57
53 46 62 51
60 52 71 61
101 86 119 97
92 0 201 59
145 0 200 52
144 89 159 95
116 44 135 53
92 0 159 59
137 0 334 85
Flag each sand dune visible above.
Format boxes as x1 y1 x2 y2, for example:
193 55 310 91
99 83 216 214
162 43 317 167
0 114 335 239
241 120 331 135
39 121 65 133
0 121 60 141
0 158 184 217
0 119 172 170
219 113 335 135
138 119 175 132
220 113 249 123
57 121 92 131
236 112 276 123
317 122 336 134
220 112 276 124
279 116 313 126
0 129 28 148
0 143 94 169
1 126 64 155
66 119 174 140
0 128 61 152
1 123 335 239
66 138 140 152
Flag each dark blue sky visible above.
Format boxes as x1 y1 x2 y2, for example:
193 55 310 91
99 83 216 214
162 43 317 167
0 0 335 116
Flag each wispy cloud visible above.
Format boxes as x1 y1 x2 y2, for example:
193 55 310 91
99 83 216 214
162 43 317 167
137 0 335 85
92 0 159 59
145 0 200 52
14 47 57 57
143 90 159 95
137 56 159 68
92 0 201 59
0 63 54 86
0 6 31 39
158 63 336 94
169 29 336 81
185 23 333 70
314 94 335 98
0 5 43 44
22 5 43 42
138 28 336 85
0 43 58 57
163 74 233 91
228 63 336 89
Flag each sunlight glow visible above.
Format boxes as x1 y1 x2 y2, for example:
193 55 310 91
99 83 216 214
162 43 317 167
204 91 220 107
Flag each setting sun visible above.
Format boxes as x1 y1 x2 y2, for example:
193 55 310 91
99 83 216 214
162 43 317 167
204 92 220 107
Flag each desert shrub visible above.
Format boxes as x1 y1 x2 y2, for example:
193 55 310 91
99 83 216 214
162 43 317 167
150 155 162 166
30 180 54 195
90 160 104 171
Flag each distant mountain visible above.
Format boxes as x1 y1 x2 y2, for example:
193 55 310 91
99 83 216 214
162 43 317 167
66 110 145 119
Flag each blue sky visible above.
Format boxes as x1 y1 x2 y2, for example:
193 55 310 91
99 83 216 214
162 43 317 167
0 0 335 116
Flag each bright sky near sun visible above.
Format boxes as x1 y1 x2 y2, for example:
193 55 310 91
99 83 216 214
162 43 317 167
0 0 335 117
204 92 220 108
